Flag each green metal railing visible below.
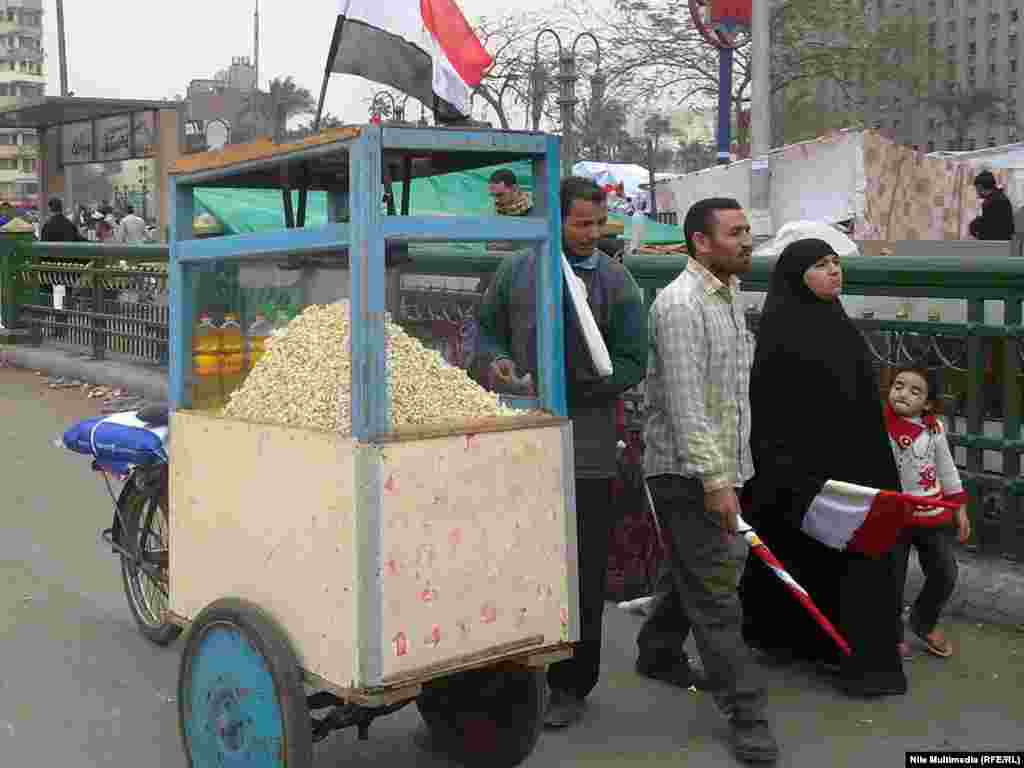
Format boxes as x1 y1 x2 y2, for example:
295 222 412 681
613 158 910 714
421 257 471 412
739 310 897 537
6 242 1024 560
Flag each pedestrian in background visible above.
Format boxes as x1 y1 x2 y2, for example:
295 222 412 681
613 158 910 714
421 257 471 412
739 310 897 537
969 170 1014 240
639 197 778 763
118 205 147 244
40 198 85 242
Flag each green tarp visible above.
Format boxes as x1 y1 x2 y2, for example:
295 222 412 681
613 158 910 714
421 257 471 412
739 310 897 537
194 161 685 245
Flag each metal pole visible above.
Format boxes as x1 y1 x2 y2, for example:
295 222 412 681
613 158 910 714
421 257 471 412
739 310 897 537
716 47 733 165
750 0 773 237
557 52 577 177
56 0 69 96
56 0 72 213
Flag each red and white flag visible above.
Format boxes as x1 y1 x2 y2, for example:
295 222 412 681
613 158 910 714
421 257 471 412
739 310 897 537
802 480 959 556
330 0 492 117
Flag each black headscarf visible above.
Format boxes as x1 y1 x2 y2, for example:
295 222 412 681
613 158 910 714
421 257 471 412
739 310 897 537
749 237 899 524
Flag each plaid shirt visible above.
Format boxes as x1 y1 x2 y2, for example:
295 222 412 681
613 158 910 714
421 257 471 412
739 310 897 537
644 259 754 491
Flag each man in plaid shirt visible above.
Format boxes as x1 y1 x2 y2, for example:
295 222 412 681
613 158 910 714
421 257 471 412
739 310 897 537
637 198 777 763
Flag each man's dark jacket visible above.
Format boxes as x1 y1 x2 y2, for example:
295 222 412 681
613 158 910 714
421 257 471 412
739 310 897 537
41 214 85 242
969 188 1015 240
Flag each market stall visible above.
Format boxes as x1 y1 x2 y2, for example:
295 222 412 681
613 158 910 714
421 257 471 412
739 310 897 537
165 124 578 767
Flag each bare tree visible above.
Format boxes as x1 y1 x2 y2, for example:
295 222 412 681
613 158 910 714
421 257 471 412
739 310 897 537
577 0 934 146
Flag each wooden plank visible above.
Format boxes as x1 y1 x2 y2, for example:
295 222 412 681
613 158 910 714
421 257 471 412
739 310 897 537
380 636 545 687
303 671 423 707
502 645 574 669
169 126 361 176
373 413 566 444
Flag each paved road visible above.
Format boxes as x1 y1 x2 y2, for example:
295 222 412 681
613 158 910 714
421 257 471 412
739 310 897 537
1 367 1022 768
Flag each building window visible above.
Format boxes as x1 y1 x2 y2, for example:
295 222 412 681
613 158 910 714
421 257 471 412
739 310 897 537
1013 10 1021 23
928 117 938 130
968 138 978 150
1012 34 1019 48
20 132 36 145
988 136 998 147
971 65 978 78
1013 59 1019 73
968 77 977 89
968 41 977 55
20 158 35 173
990 62 996 75
948 20 957 33
927 140 937 152
1011 128 1020 142
0 134 11 145
894 119 902 130
969 17 977 30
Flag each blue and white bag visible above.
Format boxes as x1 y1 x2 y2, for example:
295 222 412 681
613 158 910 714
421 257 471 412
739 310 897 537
62 411 169 474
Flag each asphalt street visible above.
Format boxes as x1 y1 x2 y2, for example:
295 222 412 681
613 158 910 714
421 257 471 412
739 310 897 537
1 367 1021 768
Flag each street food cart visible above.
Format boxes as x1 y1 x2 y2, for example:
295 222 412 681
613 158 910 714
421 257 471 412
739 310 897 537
163 124 578 767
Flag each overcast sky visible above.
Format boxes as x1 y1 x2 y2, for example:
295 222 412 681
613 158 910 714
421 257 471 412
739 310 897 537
43 0 555 126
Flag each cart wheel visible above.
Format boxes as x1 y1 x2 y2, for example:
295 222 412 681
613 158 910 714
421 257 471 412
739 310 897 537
177 598 312 768
416 666 545 768
119 474 180 646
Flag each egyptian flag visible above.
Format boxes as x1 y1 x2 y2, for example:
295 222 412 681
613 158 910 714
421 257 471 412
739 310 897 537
801 480 959 556
328 0 492 120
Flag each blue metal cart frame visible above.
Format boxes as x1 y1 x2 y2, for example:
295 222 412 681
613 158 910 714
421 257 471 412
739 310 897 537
168 124 567 433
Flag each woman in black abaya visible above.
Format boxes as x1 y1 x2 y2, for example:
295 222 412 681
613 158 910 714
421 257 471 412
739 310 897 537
739 232 907 697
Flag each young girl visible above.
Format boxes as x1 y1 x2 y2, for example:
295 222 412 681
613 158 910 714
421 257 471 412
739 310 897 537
886 367 971 658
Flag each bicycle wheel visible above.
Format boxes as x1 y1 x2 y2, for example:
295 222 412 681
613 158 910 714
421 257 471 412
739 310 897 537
120 471 181 646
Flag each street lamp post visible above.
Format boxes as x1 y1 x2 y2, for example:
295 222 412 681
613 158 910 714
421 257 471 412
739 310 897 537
533 30 602 177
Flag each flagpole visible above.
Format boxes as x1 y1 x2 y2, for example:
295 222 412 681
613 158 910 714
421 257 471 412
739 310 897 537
642 482 852 657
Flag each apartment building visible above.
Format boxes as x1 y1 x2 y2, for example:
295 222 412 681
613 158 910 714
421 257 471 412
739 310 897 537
0 0 43 206
864 0 1022 151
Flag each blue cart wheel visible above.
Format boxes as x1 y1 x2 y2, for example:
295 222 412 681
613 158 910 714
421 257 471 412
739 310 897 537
177 598 312 768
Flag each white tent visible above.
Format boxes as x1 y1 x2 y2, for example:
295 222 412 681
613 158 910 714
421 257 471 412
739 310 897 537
572 161 663 200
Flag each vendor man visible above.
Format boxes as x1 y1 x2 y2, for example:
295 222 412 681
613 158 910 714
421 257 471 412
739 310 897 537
476 176 648 728
487 169 533 217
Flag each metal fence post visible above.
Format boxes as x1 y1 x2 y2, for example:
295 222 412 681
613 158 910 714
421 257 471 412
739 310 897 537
90 262 106 360
0 220 34 330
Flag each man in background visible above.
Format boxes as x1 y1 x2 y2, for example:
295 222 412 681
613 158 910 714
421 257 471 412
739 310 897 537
969 170 1014 240
118 205 148 244
487 169 533 217
41 198 85 242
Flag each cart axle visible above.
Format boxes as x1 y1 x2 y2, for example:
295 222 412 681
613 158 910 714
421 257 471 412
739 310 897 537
308 694 413 743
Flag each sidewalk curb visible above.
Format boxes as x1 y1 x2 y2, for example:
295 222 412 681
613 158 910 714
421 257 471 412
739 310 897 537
909 548 1024 630
6 344 1024 630
1 344 168 402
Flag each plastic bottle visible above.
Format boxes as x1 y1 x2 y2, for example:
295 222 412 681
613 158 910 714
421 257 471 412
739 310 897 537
219 313 245 399
191 312 222 410
246 312 273 371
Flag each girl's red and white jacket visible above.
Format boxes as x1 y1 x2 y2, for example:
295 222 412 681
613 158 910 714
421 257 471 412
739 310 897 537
885 403 968 527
